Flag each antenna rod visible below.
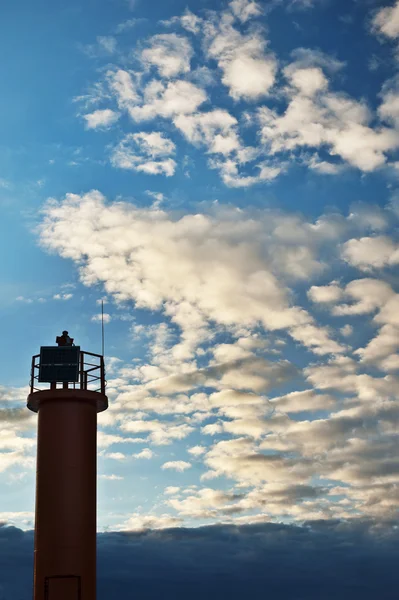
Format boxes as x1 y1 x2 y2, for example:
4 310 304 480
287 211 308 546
101 300 105 357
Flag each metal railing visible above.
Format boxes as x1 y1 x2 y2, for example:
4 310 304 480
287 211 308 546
30 350 106 395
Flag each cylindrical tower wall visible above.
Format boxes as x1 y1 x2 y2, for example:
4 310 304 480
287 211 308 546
33 394 98 600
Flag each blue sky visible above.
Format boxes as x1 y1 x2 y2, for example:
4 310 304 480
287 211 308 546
1 0 399 594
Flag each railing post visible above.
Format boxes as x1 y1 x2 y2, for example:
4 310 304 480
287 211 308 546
30 356 35 394
80 351 84 390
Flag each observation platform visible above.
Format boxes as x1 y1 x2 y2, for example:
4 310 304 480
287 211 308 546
27 347 108 414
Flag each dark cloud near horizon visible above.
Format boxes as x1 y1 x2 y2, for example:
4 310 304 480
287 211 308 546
0 519 398 599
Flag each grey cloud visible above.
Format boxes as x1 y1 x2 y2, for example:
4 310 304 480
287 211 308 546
1 520 398 599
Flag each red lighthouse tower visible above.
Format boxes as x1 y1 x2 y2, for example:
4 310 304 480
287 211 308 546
27 338 108 600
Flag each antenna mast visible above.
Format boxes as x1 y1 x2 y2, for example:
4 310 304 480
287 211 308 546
101 300 105 357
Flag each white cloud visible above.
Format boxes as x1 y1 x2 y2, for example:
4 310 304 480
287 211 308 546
141 34 193 77
289 323 346 355
97 431 145 448
92 313 112 323
174 109 240 156
332 278 395 316
188 445 207 456
133 448 154 459
269 389 335 413
167 486 241 518
162 460 192 471
115 512 182 531
341 236 399 271
285 66 328 97
202 422 223 436
38 191 355 357
204 16 277 100
107 69 140 108
83 109 120 130
355 324 399 367
164 486 180 495
102 451 127 461
230 0 263 23
258 51 399 172
372 1 399 39
126 80 207 122
111 132 176 176
120 418 194 446
307 283 343 304
53 293 73 301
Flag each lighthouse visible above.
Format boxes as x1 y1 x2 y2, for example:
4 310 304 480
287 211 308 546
27 336 108 600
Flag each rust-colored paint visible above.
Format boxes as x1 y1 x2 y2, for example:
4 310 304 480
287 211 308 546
28 389 107 600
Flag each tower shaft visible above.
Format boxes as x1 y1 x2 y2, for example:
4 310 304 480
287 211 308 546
31 390 101 600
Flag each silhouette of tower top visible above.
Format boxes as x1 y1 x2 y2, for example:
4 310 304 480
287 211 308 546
28 338 108 600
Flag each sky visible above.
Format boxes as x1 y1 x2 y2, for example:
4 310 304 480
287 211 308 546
1 0 399 597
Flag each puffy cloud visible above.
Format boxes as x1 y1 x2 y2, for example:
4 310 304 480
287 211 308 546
141 34 193 78
289 323 346 355
204 15 277 100
115 513 182 531
126 79 207 122
305 355 399 402
162 460 192 472
41 191 393 359
332 278 395 316
307 282 343 303
120 419 194 446
97 431 145 448
372 0 399 39
164 486 180 495
285 66 328 97
269 389 335 413
202 422 224 436
39 191 345 357
111 132 176 176
258 50 399 172
83 109 120 129
174 109 240 156
188 445 207 456
354 324 399 371
167 487 242 518
92 313 112 323
133 448 154 459
341 236 399 271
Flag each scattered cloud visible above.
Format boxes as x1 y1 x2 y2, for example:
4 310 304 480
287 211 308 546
83 109 120 129
53 293 73 301
111 132 176 175
92 313 112 323
162 460 192 472
133 448 154 459
372 0 399 40
141 34 193 77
